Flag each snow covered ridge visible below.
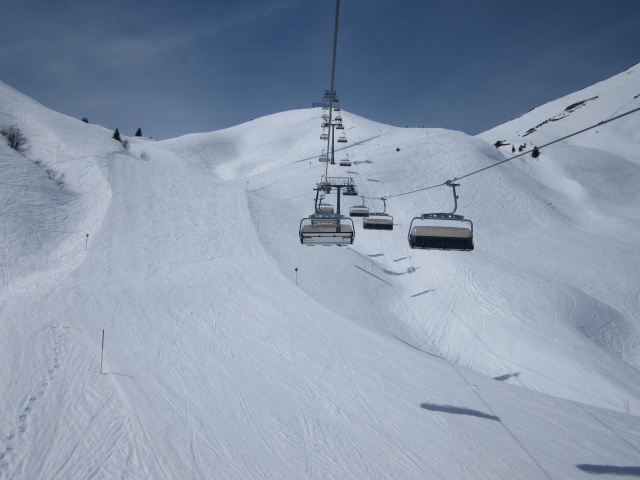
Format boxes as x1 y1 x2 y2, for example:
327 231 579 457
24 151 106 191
478 62 640 150
2 66 640 479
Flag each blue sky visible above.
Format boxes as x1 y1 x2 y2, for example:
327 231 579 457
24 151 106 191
1 0 639 139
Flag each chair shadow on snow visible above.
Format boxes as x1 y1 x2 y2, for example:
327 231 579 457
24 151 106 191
410 289 434 297
493 372 520 382
352 160 373 165
353 265 392 286
420 403 500 421
382 266 417 276
576 464 640 476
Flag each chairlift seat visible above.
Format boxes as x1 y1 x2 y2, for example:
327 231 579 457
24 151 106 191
337 137 347 143
339 159 351 167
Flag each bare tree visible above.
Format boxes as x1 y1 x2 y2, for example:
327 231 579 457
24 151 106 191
1 124 29 153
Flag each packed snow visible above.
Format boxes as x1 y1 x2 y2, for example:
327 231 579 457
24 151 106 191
1 64 640 479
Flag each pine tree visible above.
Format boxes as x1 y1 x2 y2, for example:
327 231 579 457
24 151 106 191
113 128 121 142
135 127 142 137
532 146 540 158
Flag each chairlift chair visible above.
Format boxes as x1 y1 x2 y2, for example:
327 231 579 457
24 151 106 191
363 198 393 230
299 213 354 246
335 114 342 122
323 91 339 103
318 203 334 213
314 193 333 213
337 135 347 143
320 132 329 140
349 197 370 217
336 123 344 130
363 216 394 230
408 182 474 251
339 155 351 167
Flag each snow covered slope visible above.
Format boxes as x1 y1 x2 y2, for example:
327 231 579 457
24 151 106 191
1 66 640 479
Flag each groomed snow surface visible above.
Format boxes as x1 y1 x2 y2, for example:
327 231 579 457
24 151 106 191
1 65 640 479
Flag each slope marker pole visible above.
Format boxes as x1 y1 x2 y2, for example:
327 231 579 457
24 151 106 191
100 329 105 374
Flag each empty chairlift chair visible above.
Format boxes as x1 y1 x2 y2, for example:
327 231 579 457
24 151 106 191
337 135 348 143
314 194 334 214
339 155 351 167
318 202 334 213
363 198 393 230
408 182 474 251
349 197 370 217
299 213 354 246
